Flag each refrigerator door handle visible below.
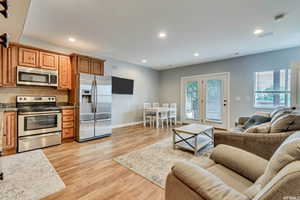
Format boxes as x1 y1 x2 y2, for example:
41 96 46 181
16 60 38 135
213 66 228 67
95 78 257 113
95 80 98 113
91 79 95 113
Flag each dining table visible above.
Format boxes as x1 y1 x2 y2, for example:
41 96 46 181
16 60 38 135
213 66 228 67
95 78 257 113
143 107 176 128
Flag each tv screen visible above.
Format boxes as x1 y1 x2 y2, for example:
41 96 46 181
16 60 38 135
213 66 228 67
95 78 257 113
112 76 134 95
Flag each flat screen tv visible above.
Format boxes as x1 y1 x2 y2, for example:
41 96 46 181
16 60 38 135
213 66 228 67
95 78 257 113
112 76 134 95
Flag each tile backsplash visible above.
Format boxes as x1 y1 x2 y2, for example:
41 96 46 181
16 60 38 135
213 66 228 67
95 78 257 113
0 87 69 103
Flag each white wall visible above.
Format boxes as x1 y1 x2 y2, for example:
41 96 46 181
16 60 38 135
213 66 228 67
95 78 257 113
20 37 160 126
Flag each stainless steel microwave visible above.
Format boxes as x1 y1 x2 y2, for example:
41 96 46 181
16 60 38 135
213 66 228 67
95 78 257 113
17 66 58 87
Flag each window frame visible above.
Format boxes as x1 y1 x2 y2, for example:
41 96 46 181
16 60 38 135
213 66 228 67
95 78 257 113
253 69 291 109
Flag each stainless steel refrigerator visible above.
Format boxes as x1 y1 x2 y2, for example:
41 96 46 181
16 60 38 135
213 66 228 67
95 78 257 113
76 73 112 142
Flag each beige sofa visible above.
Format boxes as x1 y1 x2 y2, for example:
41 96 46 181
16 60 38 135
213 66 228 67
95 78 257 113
214 109 300 160
165 131 300 200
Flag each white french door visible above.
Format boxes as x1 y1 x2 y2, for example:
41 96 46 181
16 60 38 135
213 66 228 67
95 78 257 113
181 73 229 129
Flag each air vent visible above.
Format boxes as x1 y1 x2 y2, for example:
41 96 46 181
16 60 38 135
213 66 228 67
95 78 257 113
274 13 286 22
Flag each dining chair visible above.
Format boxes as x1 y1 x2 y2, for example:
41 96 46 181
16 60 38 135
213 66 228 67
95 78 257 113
158 103 169 128
169 103 177 126
152 102 160 108
162 103 169 108
144 103 153 127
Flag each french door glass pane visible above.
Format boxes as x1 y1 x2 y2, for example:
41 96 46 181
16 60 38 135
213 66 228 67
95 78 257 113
205 80 222 122
185 81 200 120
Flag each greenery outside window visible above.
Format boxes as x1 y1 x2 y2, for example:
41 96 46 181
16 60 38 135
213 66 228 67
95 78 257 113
254 69 291 108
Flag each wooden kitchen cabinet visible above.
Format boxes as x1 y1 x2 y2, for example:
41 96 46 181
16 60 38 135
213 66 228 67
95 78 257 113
39 51 59 70
58 55 72 90
19 47 39 67
75 54 105 75
91 59 104 75
78 56 91 74
62 109 75 139
0 45 17 87
3 112 17 153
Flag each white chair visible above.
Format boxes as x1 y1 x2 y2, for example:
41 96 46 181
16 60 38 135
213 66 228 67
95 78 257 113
152 102 160 108
159 103 169 128
162 103 169 108
169 103 177 126
144 103 153 127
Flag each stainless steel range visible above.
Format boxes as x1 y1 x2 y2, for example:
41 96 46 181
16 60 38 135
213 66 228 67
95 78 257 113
17 96 62 152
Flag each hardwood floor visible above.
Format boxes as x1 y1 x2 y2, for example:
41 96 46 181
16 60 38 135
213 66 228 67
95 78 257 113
42 125 174 200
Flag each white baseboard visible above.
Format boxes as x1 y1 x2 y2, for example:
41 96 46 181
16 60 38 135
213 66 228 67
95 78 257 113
112 121 143 129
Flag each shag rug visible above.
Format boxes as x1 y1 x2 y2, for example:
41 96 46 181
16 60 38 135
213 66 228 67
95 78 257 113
0 150 65 200
113 137 212 188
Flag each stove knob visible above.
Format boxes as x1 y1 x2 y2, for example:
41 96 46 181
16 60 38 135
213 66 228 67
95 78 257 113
48 97 51 100
24 97 27 100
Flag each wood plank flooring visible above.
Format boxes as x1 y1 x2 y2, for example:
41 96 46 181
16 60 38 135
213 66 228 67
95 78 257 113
42 125 174 200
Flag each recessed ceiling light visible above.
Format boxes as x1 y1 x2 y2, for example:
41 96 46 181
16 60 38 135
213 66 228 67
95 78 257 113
194 52 200 57
68 37 76 42
141 59 147 63
158 32 167 39
254 29 264 35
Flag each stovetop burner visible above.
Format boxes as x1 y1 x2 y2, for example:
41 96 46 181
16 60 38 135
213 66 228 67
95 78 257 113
16 96 60 113
17 106 61 113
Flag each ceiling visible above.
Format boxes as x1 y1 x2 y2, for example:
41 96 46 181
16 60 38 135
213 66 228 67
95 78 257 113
0 0 31 42
22 0 300 70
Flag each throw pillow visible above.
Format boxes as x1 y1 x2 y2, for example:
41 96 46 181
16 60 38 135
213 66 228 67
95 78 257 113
271 113 300 133
271 110 293 123
270 107 294 118
245 122 271 133
244 115 271 130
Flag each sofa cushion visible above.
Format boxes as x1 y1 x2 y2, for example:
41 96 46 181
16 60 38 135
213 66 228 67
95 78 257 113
243 115 271 130
191 157 215 169
172 162 249 200
257 131 300 187
271 113 300 133
207 164 253 193
211 144 268 182
244 122 271 133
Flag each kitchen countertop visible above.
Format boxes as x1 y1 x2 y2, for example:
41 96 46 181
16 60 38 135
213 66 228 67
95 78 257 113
0 103 18 112
57 103 75 110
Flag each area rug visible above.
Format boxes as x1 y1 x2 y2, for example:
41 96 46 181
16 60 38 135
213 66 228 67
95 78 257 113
113 137 212 188
0 150 65 200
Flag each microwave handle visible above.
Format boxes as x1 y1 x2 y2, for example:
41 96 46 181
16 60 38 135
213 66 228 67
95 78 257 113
48 74 51 84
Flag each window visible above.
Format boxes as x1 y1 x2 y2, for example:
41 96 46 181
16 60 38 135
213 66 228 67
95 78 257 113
254 69 291 108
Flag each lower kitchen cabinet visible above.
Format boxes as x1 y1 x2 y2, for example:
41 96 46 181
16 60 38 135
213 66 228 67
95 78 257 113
2 111 17 154
62 109 75 139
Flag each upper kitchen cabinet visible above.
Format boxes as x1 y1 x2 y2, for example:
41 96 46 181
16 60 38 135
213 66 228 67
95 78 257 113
91 59 104 75
72 54 105 76
78 56 91 74
0 45 18 87
19 47 39 67
58 55 72 90
17 44 63 71
39 51 59 70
